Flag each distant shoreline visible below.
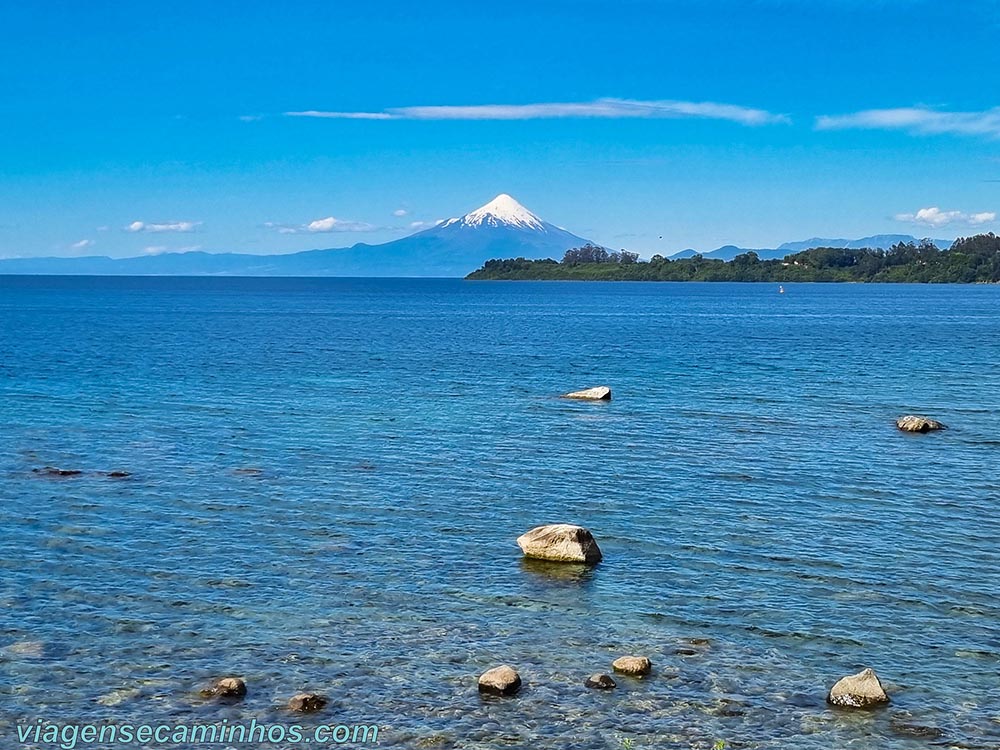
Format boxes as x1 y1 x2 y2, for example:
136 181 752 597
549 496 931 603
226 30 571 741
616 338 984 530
466 234 1000 283
0 274 998 284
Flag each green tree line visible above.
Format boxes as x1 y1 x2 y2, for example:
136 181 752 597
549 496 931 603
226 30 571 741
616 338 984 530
465 234 1000 283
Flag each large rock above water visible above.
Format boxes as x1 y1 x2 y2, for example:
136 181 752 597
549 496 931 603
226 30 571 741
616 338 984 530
288 692 328 712
896 415 946 433
561 386 612 401
585 673 617 690
612 655 652 676
200 676 246 700
478 665 522 696
516 524 603 564
827 667 889 708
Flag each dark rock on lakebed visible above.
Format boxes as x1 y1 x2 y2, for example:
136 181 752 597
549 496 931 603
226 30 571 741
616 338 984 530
32 467 83 477
519 556 597 583
200 676 247 700
32 467 131 479
675 638 711 657
516 524 602 564
2 640 46 658
478 665 521 696
584 673 617 690
288 692 328 712
890 717 944 739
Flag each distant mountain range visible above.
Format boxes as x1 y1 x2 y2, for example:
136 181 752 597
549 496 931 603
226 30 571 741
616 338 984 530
0 195 592 277
668 234 954 261
0 196 958 276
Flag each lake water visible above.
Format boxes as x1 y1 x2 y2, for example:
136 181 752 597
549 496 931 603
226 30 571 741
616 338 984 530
2 277 999 749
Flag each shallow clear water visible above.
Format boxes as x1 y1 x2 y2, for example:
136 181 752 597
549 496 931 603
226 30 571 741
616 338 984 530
1 277 999 749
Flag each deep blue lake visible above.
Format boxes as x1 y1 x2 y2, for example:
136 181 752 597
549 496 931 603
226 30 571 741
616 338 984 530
2 277 999 749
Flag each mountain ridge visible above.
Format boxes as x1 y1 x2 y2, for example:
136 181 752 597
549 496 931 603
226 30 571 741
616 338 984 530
669 234 954 261
0 195 593 277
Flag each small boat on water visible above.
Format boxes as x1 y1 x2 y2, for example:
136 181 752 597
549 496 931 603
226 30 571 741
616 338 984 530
778 285 785 294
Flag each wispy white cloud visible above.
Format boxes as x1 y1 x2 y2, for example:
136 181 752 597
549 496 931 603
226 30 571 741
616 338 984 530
287 98 790 126
291 111 395 120
408 219 445 230
894 206 996 228
127 220 200 233
817 106 1000 139
393 208 408 217
70 239 95 250
306 216 376 232
265 217 377 234
143 244 202 255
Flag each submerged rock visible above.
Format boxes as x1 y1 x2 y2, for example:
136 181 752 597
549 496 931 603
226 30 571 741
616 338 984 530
478 665 521 696
584 673 617 690
612 655 652 676
896 415 946 433
561 386 612 401
32 467 82 477
3 640 45 658
97 687 142 706
200 676 246 700
288 692 328 712
890 717 944 739
827 667 889 708
519 557 597 583
516 524 602 564
31 467 131 479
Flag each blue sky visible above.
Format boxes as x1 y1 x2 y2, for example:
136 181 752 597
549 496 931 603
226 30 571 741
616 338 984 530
1 0 999 258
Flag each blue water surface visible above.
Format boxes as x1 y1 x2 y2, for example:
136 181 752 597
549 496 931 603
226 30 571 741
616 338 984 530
1 277 999 749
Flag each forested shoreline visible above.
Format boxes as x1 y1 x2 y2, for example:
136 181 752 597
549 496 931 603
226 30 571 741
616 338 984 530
466 234 1000 282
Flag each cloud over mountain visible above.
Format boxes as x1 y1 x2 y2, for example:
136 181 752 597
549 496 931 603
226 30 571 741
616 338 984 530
894 206 996 227
265 217 378 234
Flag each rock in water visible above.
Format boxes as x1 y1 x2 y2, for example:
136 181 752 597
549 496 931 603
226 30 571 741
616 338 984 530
516 524 603 564
478 665 522 696
585 673 617 689
97 687 142 706
32 467 83 477
612 656 652 676
200 677 247 700
896 415 946 433
562 386 612 401
4 640 45 658
288 692 328 712
827 668 889 708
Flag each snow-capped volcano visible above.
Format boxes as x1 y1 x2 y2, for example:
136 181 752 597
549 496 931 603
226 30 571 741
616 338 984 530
443 193 546 231
384 193 592 273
